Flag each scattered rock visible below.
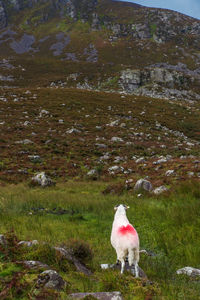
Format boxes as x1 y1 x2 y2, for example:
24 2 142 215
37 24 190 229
111 137 124 143
176 267 200 277
165 170 174 176
153 185 168 195
31 172 55 187
21 260 49 269
69 291 123 300
134 179 153 192
18 240 39 247
36 270 66 290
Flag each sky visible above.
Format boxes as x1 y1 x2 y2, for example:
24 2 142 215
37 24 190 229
123 0 200 19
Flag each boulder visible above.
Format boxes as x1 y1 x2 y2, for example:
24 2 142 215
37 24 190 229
31 172 55 187
134 179 153 192
37 270 66 290
176 267 200 277
69 291 123 299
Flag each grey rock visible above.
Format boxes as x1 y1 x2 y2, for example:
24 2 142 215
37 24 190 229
31 172 55 187
111 137 124 143
66 128 81 134
108 166 124 174
165 170 174 176
54 247 92 276
21 260 49 269
176 267 200 277
69 291 123 300
18 240 39 247
153 186 168 195
15 139 33 144
37 270 66 290
134 179 153 192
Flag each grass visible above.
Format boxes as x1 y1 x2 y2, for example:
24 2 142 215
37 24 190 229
0 181 200 299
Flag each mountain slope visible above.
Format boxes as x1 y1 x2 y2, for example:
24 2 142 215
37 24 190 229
0 0 200 100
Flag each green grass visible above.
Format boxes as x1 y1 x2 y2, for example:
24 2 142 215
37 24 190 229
0 181 200 299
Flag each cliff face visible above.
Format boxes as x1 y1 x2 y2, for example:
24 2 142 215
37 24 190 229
0 0 200 100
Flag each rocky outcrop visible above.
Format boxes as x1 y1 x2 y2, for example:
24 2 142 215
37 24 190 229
119 66 200 101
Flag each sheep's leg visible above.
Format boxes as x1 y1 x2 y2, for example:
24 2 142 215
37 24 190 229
133 248 140 278
117 251 126 274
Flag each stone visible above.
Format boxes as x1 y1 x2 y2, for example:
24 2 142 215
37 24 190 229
31 172 55 187
54 247 92 276
69 291 123 299
111 137 124 143
21 260 49 269
176 267 200 277
165 170 174 176
66 128 81 134
18 240 39 247
135 157 146 164
37 270 66 290
134 179 153 192
153 186 168 195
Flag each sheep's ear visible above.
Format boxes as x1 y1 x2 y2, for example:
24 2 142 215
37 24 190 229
114 205 119 210
125 205 130 209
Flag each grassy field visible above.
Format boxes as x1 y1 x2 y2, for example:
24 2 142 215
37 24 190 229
1 180 200 299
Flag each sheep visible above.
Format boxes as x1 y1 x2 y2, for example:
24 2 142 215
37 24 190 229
111 204 140 277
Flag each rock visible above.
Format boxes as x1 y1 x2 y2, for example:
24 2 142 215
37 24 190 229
111 137 124 143
0 234 7 246
31 172 55 187
176 267 200 277
54 247 92 276
134 179 153 192
21 260 49 269
18 240 39 247
15 139 34 144
69 291 123 299
101 261 147 279
153 186 168 195
165 170 174 176
108 166 124 174
37 270 66 290
135 157 146 164
66 128 81 134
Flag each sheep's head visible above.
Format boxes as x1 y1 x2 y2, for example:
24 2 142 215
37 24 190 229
114 204 129 214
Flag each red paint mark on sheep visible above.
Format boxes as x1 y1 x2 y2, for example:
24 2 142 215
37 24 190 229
118 225 136 235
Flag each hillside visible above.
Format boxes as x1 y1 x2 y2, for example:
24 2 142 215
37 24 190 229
0 1 200 299
0 0 200 100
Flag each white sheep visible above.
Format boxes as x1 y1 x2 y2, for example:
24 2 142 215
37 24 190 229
111 204 140 277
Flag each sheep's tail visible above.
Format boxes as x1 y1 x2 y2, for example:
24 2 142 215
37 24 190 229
128 248 139 266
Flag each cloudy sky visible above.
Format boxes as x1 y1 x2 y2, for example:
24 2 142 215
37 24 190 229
123 0 200 19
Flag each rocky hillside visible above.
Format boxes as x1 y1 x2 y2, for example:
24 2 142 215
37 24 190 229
0 0 200 100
